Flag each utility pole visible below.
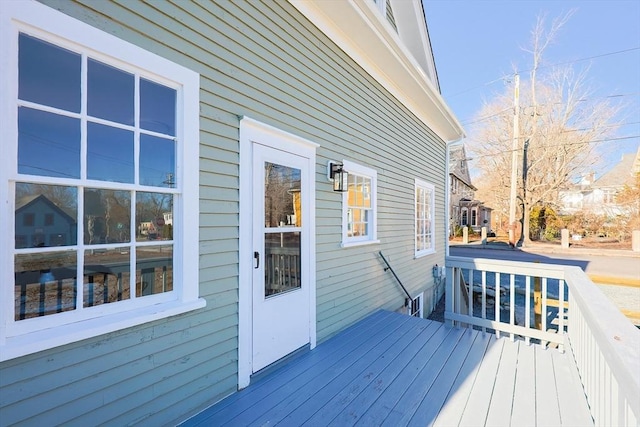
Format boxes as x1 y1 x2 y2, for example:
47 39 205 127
508 74 520 248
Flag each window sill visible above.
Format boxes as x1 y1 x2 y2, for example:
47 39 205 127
0 298 206 362
341 239 381 248
415 249 436 258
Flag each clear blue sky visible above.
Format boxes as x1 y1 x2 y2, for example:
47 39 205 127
423 0 640 174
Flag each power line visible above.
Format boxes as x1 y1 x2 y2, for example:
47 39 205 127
445 46 640 100
465 135 640 160
459 92 640 126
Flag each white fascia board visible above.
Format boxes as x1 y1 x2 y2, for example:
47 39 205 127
288 0 465 142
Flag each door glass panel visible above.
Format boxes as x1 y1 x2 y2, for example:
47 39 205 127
263 161 302 298
264 162 301 228
264 232 301 297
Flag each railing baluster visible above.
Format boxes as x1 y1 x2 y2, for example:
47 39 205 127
468 268 474 321
509 273 515 342
57 279 63 313
162 265 167 292
541 277 548 347
558 278 565 351
39 278 46 316
446 267 454 327
103 273 109 304
495 272 501 338
88 275 94 307
19 282 27 320
117 272 123 301
481 270 486 333
525 275 531 345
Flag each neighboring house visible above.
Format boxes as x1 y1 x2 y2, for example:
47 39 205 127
14 194 77 248
559 147 640 216
448 144 492 234
0 1 463 425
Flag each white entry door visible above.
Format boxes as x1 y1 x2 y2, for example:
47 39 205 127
252 143 311 372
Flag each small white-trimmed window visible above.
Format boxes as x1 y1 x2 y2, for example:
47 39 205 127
0 1 204 361
342 160 378 246
461 208 468 226
415 179 435 257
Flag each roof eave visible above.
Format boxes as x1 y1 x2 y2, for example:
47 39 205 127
288 0 465 143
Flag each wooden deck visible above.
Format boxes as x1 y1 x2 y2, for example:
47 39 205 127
183 310 593 426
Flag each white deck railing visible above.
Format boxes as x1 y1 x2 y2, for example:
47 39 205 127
445 256 640 426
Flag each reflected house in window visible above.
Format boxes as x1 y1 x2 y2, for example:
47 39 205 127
15 194 77 248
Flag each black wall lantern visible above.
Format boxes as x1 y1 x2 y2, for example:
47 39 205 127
328 161 348 192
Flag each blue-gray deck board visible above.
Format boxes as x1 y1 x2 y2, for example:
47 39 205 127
183 310 593 426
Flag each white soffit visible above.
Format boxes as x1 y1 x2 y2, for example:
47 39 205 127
289 0 465 142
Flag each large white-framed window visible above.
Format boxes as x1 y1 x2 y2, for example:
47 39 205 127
415 179 435 257
342 160 378 247
0 1 204 361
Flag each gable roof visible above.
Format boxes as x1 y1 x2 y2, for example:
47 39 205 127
449 144 476 190
15 194 76 224
594 147 640 188
289 0 464 142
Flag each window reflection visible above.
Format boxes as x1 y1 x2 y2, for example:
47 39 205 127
87 122 134 183
18 107 81 178
84 248 131 307
264 162 301 228
84 189 131 244
139 134 176 187
136 192 173 241
140 78 176 135
88 59 134 125
14 251 77 320
264 232 301 297
15 183 78 248
18 33 81 112
136 245 173 296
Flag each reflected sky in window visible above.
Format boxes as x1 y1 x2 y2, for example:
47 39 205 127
19 33 81 112
17 33 178 188
140 134 176 187
18 107 80 178
87 122 134 183
88 59 134 125
141 78 176 136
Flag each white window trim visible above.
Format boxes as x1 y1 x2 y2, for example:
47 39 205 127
0 1 205 361
341 160 379 247
415 178 435 257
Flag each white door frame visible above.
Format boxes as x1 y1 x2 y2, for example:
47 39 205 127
238 117 318 388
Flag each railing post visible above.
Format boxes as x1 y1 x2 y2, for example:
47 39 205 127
446 267 455 327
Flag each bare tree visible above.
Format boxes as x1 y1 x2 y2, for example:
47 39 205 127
466 13 620 245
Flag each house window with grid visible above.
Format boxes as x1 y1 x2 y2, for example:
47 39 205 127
415 179 435 256
1 1 203 361
342 160 378 246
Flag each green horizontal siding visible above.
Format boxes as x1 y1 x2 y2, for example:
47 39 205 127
0 0 448 425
